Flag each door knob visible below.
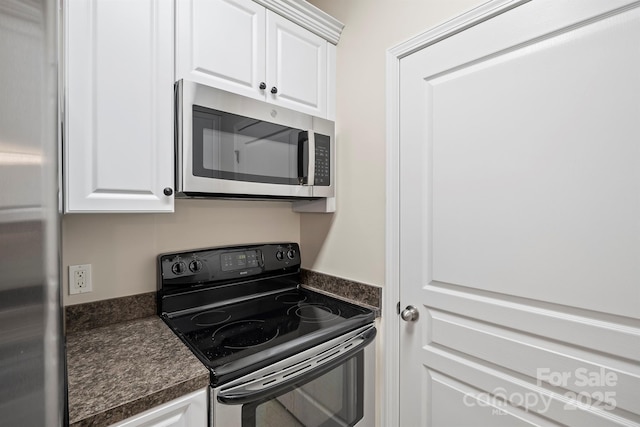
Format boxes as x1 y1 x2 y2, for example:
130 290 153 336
271 86 278 94
401 305 419 322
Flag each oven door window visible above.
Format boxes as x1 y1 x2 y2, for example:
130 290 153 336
241 353 364 427
192 106 308 185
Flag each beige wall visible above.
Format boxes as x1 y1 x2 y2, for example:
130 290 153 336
62 199 300 305
302 0 486 287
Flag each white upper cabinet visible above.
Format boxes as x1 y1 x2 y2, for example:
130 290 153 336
64 0 175 213
266 11 327 116
176 0 340 118
176 0 266 100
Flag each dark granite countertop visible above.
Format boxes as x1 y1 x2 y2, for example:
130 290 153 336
66 316 209 426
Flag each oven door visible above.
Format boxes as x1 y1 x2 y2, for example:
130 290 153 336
211 324 376 427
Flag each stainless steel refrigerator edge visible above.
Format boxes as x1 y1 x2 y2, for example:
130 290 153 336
0 0 63 425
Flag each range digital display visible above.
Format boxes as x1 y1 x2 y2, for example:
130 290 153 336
221 250 259 272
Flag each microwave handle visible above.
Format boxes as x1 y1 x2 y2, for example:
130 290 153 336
307 131 315 186
297 131 315 186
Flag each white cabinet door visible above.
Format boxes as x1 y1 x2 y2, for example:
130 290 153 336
397 0 640 426
110 388 207 427
176 0 331 118
65 0 174 213
176 0 266 100
266 11 327 117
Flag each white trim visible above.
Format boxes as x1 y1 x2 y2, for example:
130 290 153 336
382 46 401 427
383 1 530 425
388 0 529 60
254 0 344 44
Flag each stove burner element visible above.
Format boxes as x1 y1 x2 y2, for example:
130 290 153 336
212 320 280 349
191 310 232 327
275 293 308 304
288 303 341 323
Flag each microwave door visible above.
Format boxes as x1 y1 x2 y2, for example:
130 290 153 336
190 108 313 198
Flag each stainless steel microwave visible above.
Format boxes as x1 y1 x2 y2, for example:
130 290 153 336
175 80 335 200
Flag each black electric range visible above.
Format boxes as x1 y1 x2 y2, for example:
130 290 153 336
157 243 376 387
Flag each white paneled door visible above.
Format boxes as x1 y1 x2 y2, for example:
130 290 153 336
397 0 640 426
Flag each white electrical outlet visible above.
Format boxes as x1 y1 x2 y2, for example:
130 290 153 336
69 264 92 295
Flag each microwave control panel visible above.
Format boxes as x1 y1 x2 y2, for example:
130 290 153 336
314 134 331 186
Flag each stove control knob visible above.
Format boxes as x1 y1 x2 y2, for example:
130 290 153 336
189 260 203 272
286 249 296 260
171 261 187 275
276 251 285 261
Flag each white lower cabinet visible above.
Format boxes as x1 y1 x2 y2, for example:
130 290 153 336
110 388 208 427
64 0 175 213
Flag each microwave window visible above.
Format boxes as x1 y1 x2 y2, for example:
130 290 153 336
192 106 307 185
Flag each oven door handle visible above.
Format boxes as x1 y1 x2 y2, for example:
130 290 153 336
217 326 376 405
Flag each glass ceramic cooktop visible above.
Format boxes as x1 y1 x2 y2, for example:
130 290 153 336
163 287 374 385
